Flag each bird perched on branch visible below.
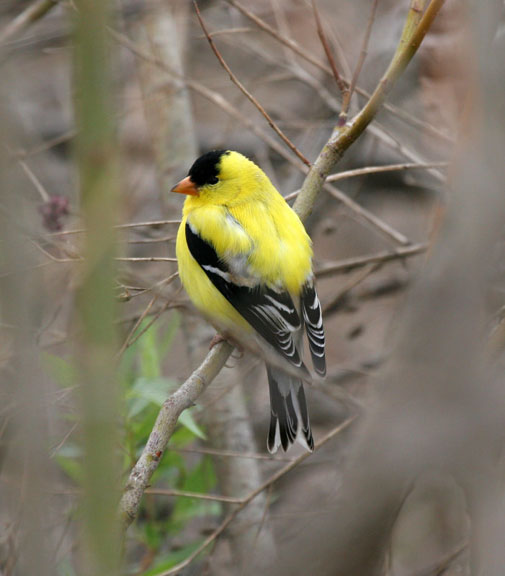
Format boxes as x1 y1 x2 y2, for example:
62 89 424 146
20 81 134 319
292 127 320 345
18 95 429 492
172 150 326 452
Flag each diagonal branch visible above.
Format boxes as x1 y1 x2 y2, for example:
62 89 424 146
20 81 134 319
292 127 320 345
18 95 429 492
0 0 59 46
311 0 347 99
119 340 234 529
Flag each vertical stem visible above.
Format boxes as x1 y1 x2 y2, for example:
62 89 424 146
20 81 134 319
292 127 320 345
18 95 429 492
0 77 53 576
73 1 121 574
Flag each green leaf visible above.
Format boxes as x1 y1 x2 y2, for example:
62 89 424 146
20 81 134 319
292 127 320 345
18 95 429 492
169 456 220 529
178 409 206 440
126 377 175 420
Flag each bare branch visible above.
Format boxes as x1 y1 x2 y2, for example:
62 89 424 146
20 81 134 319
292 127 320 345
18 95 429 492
339 0 379 124
0 0 59 46
311 0 348 99
316 243 428 277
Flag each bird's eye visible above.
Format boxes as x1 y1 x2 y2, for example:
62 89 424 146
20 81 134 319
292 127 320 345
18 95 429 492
208 176 218 185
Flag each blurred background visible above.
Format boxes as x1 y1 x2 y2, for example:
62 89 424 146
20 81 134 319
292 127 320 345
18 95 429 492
1 1 505 575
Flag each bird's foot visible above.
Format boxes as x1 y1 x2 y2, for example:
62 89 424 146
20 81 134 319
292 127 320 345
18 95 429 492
209 333 228 350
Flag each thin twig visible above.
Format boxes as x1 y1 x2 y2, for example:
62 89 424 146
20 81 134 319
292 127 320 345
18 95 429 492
50 422 78 458
30 240 82 263
327 161 448 183
340 0 379 124
116 295 158 359
145 488 243 504
15 156 51 202
172 444 293 462
311 0 347 98
157 417 357 576
123 294 179 350
119 271 179 301
115 256 177 263
0 0 59 45
323 183 410 246
126 235 176 245
316 243 428 278
322 263 380 315
49 219 181 237
193 1 310 167
284 161 448 199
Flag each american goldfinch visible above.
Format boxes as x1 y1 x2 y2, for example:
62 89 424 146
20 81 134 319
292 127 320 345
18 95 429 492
172 150 326 452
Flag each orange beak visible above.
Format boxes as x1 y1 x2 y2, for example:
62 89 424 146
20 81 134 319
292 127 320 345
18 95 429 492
171 176 199 197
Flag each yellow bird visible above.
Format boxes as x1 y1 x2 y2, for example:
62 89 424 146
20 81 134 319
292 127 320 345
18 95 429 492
172 150 325 452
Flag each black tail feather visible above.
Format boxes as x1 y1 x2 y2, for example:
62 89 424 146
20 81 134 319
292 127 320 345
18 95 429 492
266 366 313 453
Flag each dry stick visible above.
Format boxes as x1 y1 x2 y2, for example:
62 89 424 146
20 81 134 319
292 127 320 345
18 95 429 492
0 0 59 45
145 488 244 504
322 263 380 315
115 256 177 263
49 219 181 238
340 0 379 124
311 0 347 99
368 121 446 183
22 128 77 158
316 243 428 277
124 295 178 350
120 271 180 301
324 182 410 246
15 155 51 202
283 161 448 201
193 1 310 167
326 161 448 183
157 417 356 576
226 0 452 144
172 445 293 462
126 235 175 244
110 28 408 247
293 0 447 223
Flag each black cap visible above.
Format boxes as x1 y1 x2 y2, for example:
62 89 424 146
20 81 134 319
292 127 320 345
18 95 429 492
188 150 229 187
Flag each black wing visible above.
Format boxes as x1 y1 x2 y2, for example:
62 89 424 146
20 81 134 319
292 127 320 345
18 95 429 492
301 282 326 376
185 222 303 368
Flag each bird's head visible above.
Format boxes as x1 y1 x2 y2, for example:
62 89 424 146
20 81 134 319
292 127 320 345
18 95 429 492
171 150 268 205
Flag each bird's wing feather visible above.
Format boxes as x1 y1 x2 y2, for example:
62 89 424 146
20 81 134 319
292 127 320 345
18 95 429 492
185 221 303 367
301 282 326 376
